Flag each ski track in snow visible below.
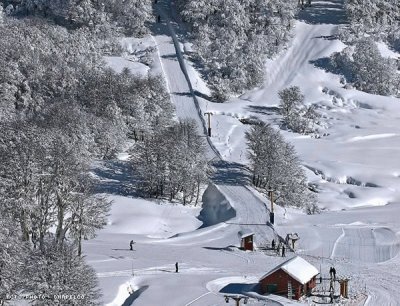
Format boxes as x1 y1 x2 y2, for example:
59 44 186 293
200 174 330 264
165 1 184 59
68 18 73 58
183 291 212 306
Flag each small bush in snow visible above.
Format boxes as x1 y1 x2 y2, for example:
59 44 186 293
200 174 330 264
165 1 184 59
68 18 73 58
305 195 320 215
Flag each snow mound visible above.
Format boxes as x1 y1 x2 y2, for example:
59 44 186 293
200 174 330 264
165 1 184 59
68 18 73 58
347 133 397 143
103 196 201 238
332 227 400 263
198 184 236 227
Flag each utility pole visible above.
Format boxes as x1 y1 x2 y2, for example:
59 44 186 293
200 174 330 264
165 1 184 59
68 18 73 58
267 189 275 224
267 185 285 224
204 112 213 137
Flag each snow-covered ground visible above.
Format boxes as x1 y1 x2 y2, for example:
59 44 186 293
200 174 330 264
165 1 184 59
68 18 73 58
85 0 400 305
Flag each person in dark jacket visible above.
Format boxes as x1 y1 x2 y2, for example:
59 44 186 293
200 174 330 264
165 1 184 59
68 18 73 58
281 245 285 257
175 262 179 273
271 239 276 250
130 240 134 251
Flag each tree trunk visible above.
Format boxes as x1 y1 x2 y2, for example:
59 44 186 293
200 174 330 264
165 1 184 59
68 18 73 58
55 195 65 245
195 181 200 206
78 223 82 257
20 210 30 242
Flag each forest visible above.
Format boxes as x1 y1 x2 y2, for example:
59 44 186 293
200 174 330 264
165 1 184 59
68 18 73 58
176 0 298 101
0 2 208 304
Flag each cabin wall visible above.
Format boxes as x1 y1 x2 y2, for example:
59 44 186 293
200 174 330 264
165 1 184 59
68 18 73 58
259 270 316 300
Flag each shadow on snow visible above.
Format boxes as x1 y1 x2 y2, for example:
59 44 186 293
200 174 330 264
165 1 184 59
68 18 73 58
297 0 347 25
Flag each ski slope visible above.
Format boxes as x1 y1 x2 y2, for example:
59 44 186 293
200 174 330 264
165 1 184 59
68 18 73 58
85 0 400 305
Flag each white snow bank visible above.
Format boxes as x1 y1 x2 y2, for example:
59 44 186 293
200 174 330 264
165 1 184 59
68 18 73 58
104 56 149 76
102 195 202 238
104 35 160 77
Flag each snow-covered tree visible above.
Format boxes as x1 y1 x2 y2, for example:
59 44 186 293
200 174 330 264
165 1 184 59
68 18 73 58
0 217 29 302
352 39 399 96
178 0 298 100
26 240 101 305
68 192 111 256
344 0 400 51
278 86 320 134
132 120 210 205
331 38 399 96
246 123 317 211
16 0 152 35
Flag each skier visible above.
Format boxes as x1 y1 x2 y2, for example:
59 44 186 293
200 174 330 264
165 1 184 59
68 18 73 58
175 262 179 273
130 240 134 251
281 245 286 257
332 267 336 280
271 239 276 250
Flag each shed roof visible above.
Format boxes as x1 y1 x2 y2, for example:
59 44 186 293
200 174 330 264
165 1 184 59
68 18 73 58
260 256 319 285
238 229 254 239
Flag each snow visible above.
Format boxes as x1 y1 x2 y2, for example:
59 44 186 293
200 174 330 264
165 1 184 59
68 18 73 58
103 56 149 76
84 0 400 305
103 35 163 78
103 195 202 238
260 256 319 285
238 229 255 239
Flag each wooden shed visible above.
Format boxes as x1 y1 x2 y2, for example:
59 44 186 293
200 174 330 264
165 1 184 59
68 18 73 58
238 229 254 251
259 256 318 300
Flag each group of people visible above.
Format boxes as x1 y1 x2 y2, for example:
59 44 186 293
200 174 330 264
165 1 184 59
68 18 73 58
271 239 286 257
329 266 337 280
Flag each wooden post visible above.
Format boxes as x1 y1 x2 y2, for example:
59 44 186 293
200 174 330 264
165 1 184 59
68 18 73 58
204 112 213 137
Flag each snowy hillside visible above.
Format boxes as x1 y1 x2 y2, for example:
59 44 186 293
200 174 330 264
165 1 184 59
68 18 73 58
80 0 400 305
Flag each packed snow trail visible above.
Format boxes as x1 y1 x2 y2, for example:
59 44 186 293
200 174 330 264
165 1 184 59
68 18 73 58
152 5 221 160
244 0 347 105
